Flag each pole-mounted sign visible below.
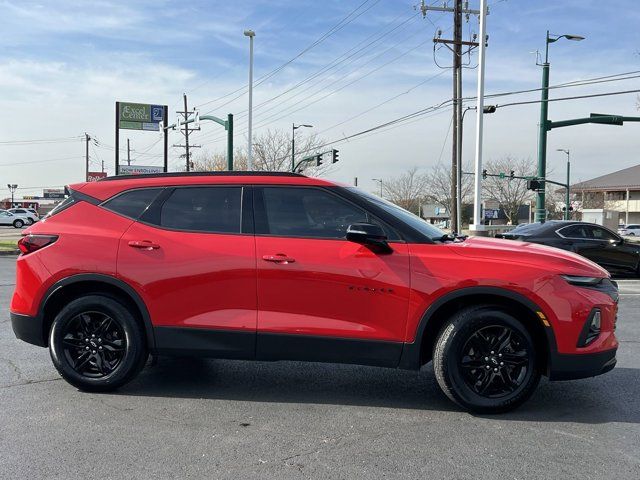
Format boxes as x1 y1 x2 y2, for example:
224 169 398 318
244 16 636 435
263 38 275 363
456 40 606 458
115 101 168 175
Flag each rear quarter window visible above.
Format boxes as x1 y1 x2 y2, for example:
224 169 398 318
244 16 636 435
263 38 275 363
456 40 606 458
101 188 163 220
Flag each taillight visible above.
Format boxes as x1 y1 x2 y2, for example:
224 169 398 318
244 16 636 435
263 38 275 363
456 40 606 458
18 235 58 255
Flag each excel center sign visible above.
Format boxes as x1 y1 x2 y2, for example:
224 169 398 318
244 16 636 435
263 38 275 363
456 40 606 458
114 101 168 175
118 102 165 131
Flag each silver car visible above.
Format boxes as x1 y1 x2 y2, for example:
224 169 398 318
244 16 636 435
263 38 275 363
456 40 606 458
0 210 27 228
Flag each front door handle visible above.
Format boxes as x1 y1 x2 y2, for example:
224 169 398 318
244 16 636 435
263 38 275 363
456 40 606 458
262 254 295 264
128 240 161 250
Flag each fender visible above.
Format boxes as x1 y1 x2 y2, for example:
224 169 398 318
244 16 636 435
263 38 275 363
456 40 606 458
398 286 557 370
39 273 155 349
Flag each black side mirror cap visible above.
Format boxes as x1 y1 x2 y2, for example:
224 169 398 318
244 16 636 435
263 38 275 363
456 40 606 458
346 223 392 253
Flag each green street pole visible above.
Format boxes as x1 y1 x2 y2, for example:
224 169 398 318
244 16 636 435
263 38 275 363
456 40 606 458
227 114 234 171
291 123 295 172
535 32 551 223
566 155 570 220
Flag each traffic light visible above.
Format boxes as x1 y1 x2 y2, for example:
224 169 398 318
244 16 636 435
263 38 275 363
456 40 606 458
482 169 487 179
315 154 323 166
527 179 542 191
510 170 515 179
332 149 339 163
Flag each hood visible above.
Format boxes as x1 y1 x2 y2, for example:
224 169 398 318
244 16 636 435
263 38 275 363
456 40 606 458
449 236 608 277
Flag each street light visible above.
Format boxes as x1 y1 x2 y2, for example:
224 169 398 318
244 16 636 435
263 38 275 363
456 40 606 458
458 105 497 232
292 123 313 172
372 178 383 197
556 148 571 220
535 30 585 222
244 29 255 171
7 184 17 207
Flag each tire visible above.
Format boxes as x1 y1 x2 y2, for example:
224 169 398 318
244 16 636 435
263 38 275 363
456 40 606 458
27 218 34 225
13 219 24 228
49 295 148 392
433 305 541 414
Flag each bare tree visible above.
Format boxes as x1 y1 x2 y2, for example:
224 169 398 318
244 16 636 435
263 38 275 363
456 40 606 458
483 156 536 224
381 167 429 215
191 128 331 176
423 161 474 214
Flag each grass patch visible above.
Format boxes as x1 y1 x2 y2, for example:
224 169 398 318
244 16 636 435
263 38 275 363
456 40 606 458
0 240 18 250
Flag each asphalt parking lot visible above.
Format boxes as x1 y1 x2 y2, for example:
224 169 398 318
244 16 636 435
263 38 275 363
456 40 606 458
0 257 638 479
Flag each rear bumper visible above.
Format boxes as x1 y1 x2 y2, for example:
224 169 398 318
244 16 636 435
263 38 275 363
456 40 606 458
10 312 46 347
548 347 617 381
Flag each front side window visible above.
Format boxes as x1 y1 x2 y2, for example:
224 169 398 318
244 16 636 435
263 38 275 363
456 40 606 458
103 188 163 220
159 187 242 234
260 187 368 239
590 227 617 241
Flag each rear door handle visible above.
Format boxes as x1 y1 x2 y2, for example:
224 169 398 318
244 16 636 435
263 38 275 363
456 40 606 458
262 254 295 264
128 240 161 250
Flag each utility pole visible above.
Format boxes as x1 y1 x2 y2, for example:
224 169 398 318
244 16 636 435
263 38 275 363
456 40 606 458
421 0 481 233
126 138 131 166
173 93 201 171
84 133 91 181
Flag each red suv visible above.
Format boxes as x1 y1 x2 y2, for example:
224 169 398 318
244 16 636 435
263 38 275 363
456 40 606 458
10 172 618 413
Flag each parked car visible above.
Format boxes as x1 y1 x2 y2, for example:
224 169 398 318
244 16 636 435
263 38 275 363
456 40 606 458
10 173 618 413
0 210 27 228
8 208 38 224
498 221 640 276
619 224 640 236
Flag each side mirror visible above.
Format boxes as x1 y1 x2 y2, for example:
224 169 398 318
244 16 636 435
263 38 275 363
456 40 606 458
346 223 392 253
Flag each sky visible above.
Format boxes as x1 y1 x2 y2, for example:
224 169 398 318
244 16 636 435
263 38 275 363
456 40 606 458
0 0 639 198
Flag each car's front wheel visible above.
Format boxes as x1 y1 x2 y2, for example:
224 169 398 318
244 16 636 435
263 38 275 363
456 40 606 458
13 219 24 228
433 306 541 413
49 295 147 392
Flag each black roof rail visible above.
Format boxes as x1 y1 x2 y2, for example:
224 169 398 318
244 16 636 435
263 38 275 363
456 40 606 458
98 171 305 182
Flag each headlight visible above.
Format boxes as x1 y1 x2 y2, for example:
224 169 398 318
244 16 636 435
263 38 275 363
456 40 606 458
561 275 603 287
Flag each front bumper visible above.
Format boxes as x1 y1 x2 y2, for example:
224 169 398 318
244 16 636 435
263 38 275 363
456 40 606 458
10 312 46 347
548 347 617 381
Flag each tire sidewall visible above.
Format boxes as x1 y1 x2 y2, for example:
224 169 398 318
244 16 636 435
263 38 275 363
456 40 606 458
49 295 146 391
440 308 540 413
13 220 24 228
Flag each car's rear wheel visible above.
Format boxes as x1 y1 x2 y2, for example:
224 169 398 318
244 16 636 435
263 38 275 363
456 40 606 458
27 218 34 225
13 219 24 228
49 295 147 392
433 306 541 413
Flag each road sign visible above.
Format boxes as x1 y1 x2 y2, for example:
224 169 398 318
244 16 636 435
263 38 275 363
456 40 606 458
43 188 65 199
87 172 107 182
119 165 163 175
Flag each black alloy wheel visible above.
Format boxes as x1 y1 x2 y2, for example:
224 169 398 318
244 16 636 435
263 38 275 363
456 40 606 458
433 306 541 413
458 325 529 398
60 311 126 378
49 295 147 392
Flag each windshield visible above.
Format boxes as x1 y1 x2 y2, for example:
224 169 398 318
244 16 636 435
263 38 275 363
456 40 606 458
347 187 446 241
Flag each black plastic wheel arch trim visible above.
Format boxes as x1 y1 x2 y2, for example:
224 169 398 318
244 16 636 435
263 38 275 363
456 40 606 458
397 286 557 372
32 273 155 349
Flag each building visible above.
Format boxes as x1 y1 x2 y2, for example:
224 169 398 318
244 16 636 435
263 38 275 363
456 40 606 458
571 163 640 225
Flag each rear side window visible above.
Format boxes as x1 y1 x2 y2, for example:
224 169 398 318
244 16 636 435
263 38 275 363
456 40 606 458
159 187 242 233
102 188 163 219
44 195 75 219
558 225 589 239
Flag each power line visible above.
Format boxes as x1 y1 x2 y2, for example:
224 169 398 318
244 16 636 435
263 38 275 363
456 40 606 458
195 0 381 111
0 136 83 145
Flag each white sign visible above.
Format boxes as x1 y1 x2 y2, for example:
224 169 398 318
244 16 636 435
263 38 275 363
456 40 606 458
119 165 164 175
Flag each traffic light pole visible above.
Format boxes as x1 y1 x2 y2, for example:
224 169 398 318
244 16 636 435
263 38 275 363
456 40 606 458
535 60 550 223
